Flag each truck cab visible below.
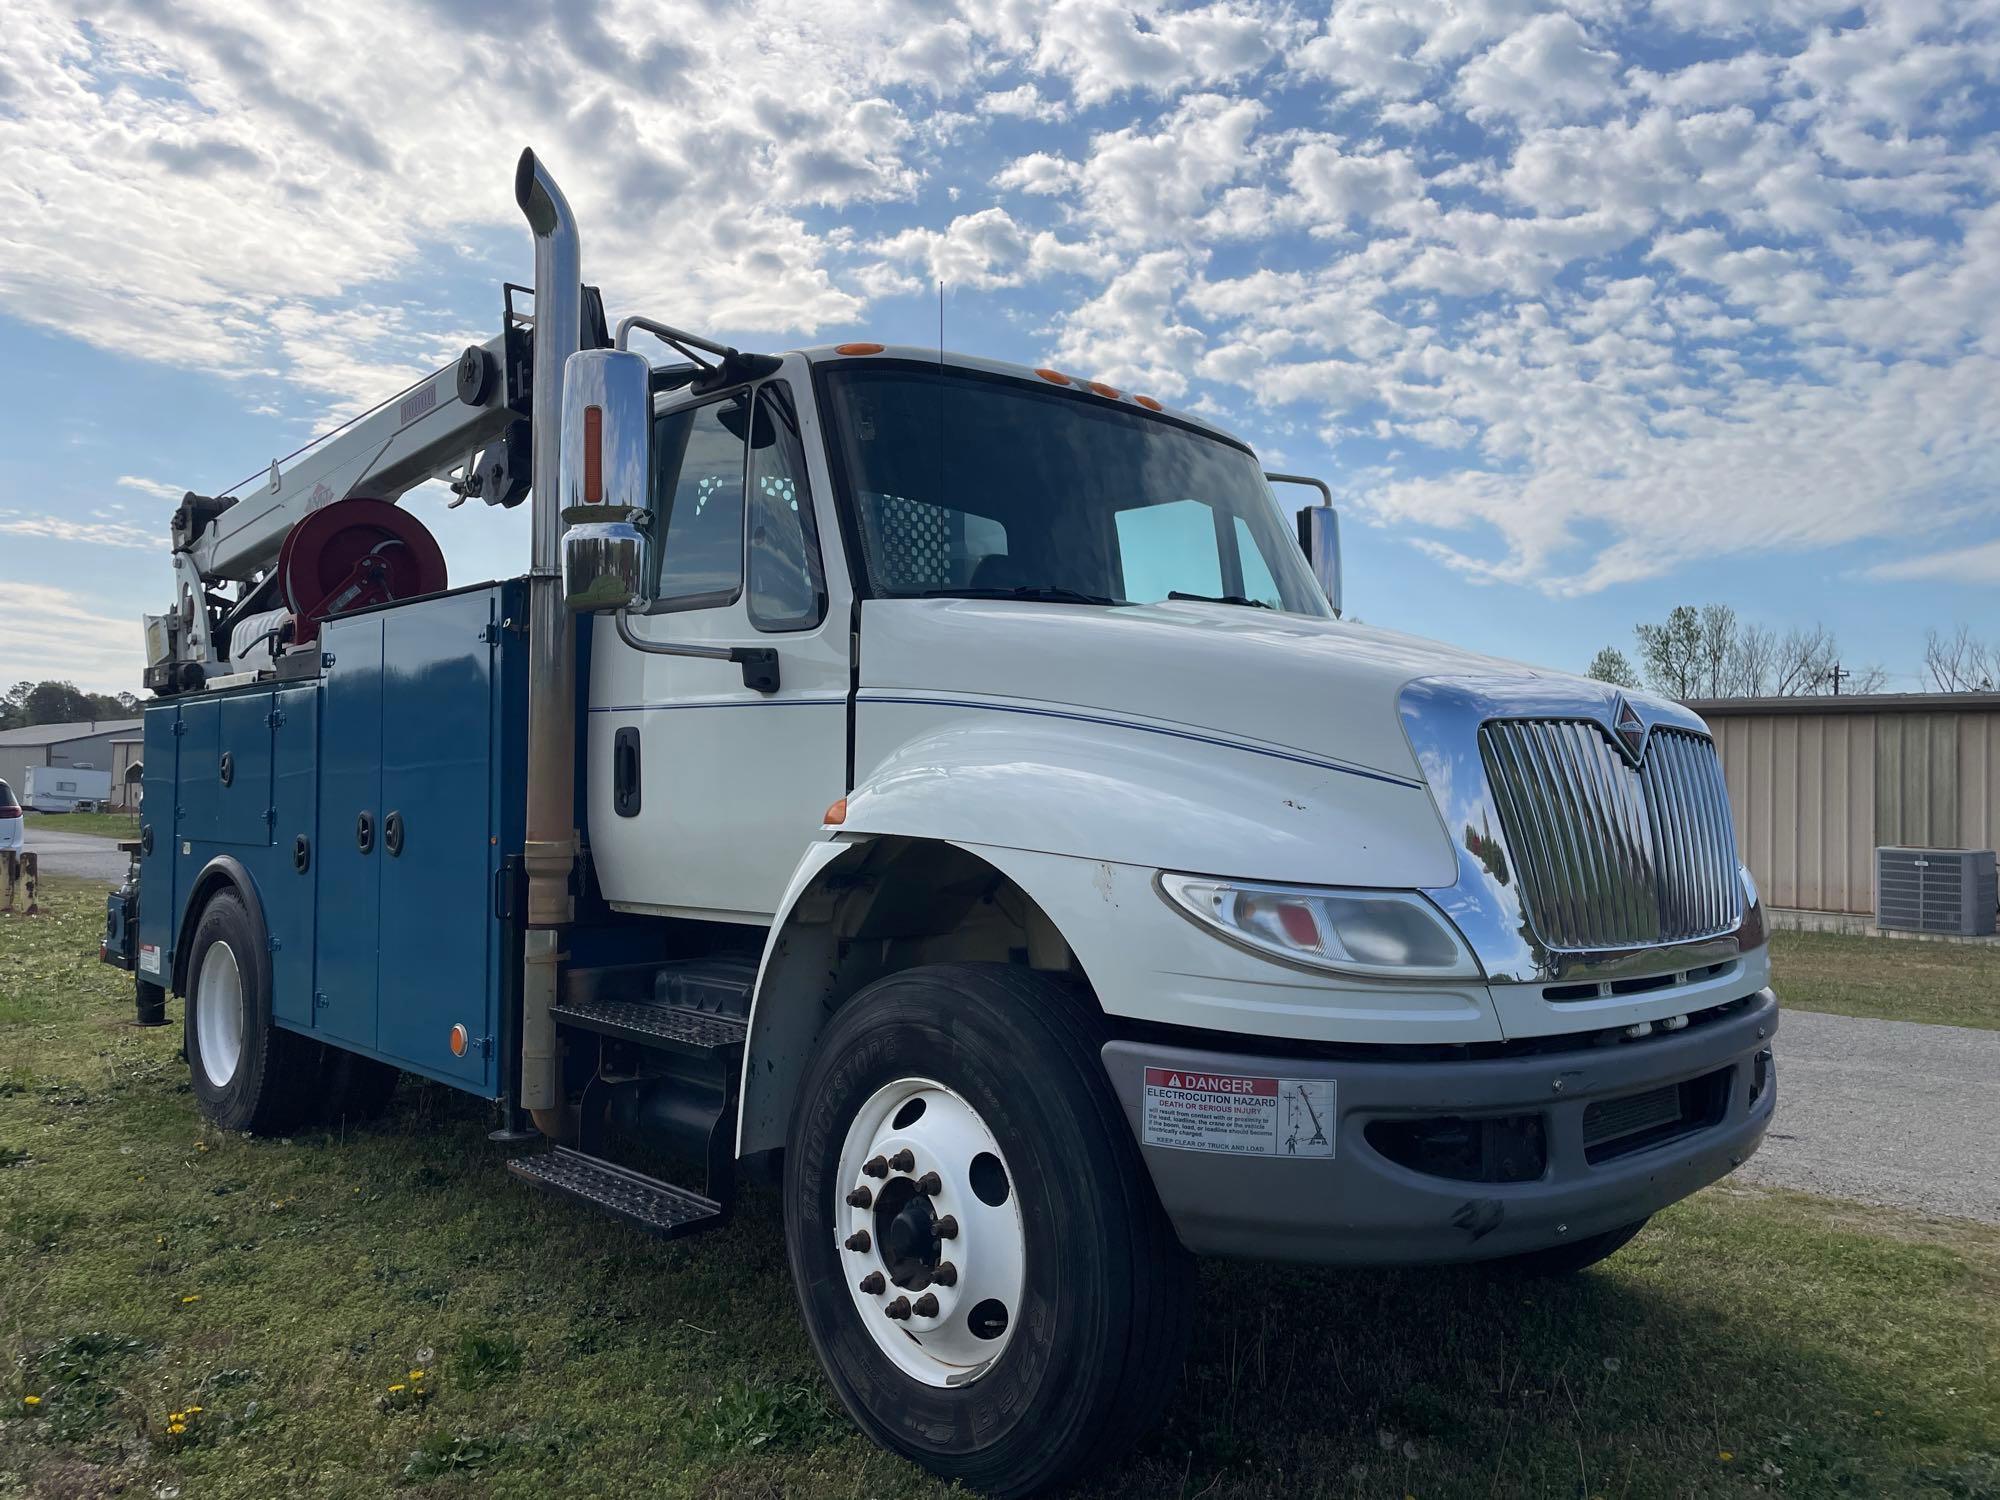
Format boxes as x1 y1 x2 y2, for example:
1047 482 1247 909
107 150 1776 1500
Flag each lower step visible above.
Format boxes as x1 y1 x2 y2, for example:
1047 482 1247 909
507 1146 723 1240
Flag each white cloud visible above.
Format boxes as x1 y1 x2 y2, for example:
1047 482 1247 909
0 512 162 550
0 583 147 695
1021 0 1293 106
1454 13 1623 126
981 82 1068 119
1286 142 1425 229
1868 538 2000 584
115 476 186 501
994 151 1083 196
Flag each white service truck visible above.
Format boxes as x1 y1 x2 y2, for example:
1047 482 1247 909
104 149 1777 1497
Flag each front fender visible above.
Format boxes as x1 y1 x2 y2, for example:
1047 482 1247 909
847 701 1457 888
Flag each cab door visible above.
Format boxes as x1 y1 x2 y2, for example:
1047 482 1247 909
587 365 851 922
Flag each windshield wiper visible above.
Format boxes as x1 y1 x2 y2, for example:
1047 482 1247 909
1167 590 1272 609
912 586 1129 607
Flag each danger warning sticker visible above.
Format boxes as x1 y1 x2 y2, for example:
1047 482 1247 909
1141 1068 1335 1158
139 944 162 976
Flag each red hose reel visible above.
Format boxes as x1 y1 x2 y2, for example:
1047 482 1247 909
276 498 448 646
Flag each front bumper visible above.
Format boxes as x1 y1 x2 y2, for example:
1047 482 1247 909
1103 988 1777 1265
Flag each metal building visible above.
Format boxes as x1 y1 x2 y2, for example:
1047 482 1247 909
1691 693 2000 917
0 718 143 802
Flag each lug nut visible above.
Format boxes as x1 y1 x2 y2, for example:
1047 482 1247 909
935 1214 959 1239
884 1296 912 1320
846 1186 873 1208
916 1171 942 1195
858 1271 885 1295
844 1230 871 1253
933 1261 958 1287
888 1148 915 1172
863 1155 889 1179
913 1292 939 1318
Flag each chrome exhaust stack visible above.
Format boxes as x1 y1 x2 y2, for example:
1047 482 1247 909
513 148 583 1127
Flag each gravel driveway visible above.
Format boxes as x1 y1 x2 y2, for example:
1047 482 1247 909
23 825 130 885
1739 1007 2000 1224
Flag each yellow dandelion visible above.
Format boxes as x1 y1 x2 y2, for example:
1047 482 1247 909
170 1411 185 1422
23 1394 41 1408
1719 1451 1734 1462
179 1294 201 1304
388 1383 406 1393
408 1369 425 1381
167 1421 186 1435
187 1405 203 1415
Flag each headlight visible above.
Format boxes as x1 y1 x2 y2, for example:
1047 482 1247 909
1158 874 1482 980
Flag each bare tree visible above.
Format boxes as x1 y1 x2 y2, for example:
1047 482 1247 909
1696 604 1737 697
1772 624 1837 696
1632 606 1885 699
1728 624 1777 698
1924 626 1998 692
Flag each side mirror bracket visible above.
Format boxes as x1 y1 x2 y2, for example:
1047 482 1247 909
1267 472 1341 617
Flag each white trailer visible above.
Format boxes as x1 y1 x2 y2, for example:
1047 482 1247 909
24 765 113 813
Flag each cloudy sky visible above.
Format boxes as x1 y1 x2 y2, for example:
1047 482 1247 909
3 0 1997 695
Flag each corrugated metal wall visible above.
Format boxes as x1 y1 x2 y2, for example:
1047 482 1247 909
1697 697 2000 914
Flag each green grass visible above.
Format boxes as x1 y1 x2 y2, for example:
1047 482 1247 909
1773 928 2000 1031
22 809 140 842
4 878 1998 1499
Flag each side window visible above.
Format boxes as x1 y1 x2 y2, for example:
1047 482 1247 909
1114 498 1222 602
651 398 746 607
746 384 827 631
1231 516 1282 609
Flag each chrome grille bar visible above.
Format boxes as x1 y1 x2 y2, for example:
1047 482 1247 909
1478 721 1741 952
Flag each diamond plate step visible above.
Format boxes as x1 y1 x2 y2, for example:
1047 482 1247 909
549 997 747 1056
506 1146 723 1239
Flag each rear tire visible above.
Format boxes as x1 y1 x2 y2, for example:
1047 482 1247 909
183 889 318 1135
784 963 1192 1498
1485 1217 1649 1277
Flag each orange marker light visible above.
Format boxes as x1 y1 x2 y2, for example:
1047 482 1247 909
1034 368 1072 385
449 1024 469 1057
823 797 848 826
582 406 603 502
835 342 885 356
1134 395 1163 411
1087 381 1122 399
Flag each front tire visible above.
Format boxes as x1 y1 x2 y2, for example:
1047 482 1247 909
183 890 317 1135
784 963 1191 1498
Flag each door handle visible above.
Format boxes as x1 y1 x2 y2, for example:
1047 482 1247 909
384 810 405 857
613 728 641 817
355 810 374 853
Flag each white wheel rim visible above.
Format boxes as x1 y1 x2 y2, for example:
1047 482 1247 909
835 1077 1025 1387
195 940 245 1089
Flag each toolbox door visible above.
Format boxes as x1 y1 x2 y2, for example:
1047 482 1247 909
375 590 500 1091
313 617 384 1049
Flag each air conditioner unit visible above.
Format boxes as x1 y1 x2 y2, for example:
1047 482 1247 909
1875 847 1998 936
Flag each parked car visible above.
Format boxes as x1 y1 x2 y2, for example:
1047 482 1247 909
0 780 23 851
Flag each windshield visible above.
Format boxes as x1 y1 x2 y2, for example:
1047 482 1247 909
821 363 1331 616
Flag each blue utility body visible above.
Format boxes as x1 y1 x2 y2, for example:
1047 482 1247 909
136 580 529 1096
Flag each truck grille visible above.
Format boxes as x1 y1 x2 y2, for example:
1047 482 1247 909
1479 720 1742 952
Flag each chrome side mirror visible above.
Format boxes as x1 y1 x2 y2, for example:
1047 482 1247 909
1267 472 1341 617
560 348 653 612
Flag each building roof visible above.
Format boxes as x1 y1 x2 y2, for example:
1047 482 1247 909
0 718 144 746
1689 693 2000 717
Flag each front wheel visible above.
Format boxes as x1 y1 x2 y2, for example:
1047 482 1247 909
784 963 1192 1498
